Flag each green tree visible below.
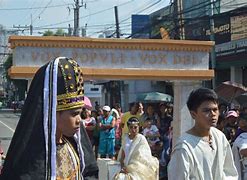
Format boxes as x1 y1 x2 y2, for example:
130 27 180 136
43 30 54 36
55 29 67 36
43 29 67 36
3 55 12 81
3 55 27 101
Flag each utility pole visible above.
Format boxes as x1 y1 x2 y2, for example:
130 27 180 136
30 14 33 35
68 24 72 36
114 6 120 38
173 0 180 39
13 25 31 35
177 0 184 39
210 0 216 88
73 0 83 36
113 5 123 107
13 14 33 35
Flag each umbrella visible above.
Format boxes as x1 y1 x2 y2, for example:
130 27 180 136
136 92 173 102
235 93 247 106
215 81 247 102
84 96 92 109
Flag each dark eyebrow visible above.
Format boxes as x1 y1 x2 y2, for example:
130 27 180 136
70 109 82 114
202 107 218 111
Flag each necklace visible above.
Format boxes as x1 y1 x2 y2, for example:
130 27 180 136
202 134 214 150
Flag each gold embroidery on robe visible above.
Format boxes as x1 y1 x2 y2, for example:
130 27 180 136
56 138 80 180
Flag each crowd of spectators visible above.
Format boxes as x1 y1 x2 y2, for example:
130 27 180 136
81 99 247 179
216 103 247 179
81 101 173 179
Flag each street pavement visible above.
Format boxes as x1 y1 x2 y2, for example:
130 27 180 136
0 109 20 154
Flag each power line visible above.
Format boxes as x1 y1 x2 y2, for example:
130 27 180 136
126 1 247 39
10 1 247 38
12 0 162 36
35 6 113 29
34 0 160 36
17 0 42 26
0 3 73 11
32 0 53 23
87 0 164 37
89 0 217 37
27 0 133 37
125 1 211 38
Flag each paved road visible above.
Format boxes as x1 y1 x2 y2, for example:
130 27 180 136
0 110 20 154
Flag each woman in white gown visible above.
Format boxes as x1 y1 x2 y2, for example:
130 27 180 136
114 117 159 180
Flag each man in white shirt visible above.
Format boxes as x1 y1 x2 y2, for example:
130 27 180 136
168 87 238 180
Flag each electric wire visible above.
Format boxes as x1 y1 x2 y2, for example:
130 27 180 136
6 0 247 37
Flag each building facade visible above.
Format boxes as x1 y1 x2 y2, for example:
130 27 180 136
149 1 247 88
0 25 18 105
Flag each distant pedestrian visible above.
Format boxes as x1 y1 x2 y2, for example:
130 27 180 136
168 87 238 180
232 113 247 180
91 110 100 159
0 141 5 175
81 108 96 145
158 102 173 138
121 102 140 136
95 101 100 111
140 104 160 129
224 110 239 145
98 105 116 159
143 118 162 157
137 101 144 116
111 107 122 159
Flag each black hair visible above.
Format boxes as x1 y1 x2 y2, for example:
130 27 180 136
145 117 152 122
219 103 227 108
128 102 139 111
127 117 139 127
217 114 225 125
114 103 121 109
166 103 173 108
80 108 88 119
187 87 218 111
239 112 247 121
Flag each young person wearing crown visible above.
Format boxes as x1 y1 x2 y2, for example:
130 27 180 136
0 57 98 180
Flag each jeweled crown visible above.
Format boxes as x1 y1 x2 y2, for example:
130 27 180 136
57 58 84 111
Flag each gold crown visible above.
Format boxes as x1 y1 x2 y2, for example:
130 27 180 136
57 58 84 111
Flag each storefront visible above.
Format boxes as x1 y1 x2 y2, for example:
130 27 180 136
215 38 247 86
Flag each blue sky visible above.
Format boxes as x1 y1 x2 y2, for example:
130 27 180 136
0 0 170 37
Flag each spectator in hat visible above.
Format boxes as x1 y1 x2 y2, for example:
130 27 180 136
232 113 247 180
224 110 239 145
98 105 116 159
230 103 241 116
